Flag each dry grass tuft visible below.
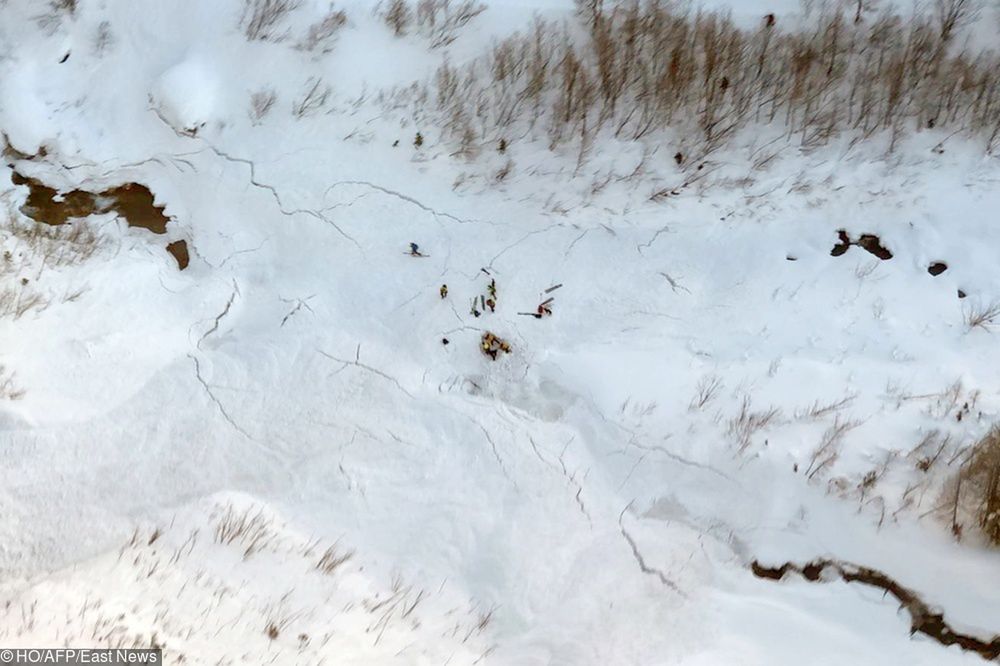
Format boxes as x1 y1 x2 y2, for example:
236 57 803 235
316 542 355 575
241 0 301 42
214 504 278 559
964 300 1000 331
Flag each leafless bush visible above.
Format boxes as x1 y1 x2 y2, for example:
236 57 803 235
292 78 330 117
297 7 347 52
241 0 301 42
382 0 485 46
415 0 486 47
249 89 278 124
909 429 951 473
383 0 413 36
0 287 47 320
93 21 114 56
0 365 25 400
964 300 1000 330
35 0 76 33
7 217 102 268
404 1 1000 163
805 417 861 480
689 374 723 411
948 426 1000 544
935 0 982 42
494 158 513 182
727 396 781 452
795 393 857 420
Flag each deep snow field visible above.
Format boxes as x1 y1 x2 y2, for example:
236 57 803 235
1 0 1000 664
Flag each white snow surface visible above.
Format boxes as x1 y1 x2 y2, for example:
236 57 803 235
0 0 999 664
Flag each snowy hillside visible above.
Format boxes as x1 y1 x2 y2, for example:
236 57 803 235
1 0 999 663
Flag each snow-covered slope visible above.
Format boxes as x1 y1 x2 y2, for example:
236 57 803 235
1 1 999 664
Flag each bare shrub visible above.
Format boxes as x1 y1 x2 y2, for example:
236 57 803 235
0 365 25 400
949 426 1000 544
795 393 857 420
241 0 301 42
964 300 1000 330
297 7 348 52
935 0 982 42
416 0 486 47
7 217 102 268
0 287 47 320
35 0 76 33
406 1 1000 163
688 374 723 411
249 89 278 124
727 396 781 452
383 0 413 36
93 21 114 56
292 78 331 117
805 417 861 480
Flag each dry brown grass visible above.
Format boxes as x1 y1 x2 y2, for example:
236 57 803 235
0 211 104 321
964 300 1000 331
241 0 301 42
214 504 279 559
315 542 355 575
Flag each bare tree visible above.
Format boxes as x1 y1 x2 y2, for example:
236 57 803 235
935 0 981 41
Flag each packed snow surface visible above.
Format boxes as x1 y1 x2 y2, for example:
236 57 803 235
0 0 999 664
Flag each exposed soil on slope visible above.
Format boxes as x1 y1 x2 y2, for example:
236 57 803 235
9 169 187 269
831 230 893 260
11 171 170 233
751 559 1000 661
166 240 189 270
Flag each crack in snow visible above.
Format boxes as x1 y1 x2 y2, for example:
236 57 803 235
476 424 517 488
486 223 564 271
279 294 315 327
189 354 251 439
317 345 414 399
637 225 671 254
626 438 736 483
554 437 592 525
658 271 691 294
211 238 270 269
619 503 687 597
197 282 239 349
564 228 591 258
196 144 362 251
323 180 497 228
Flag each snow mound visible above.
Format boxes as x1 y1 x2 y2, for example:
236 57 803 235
150 56 220 135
